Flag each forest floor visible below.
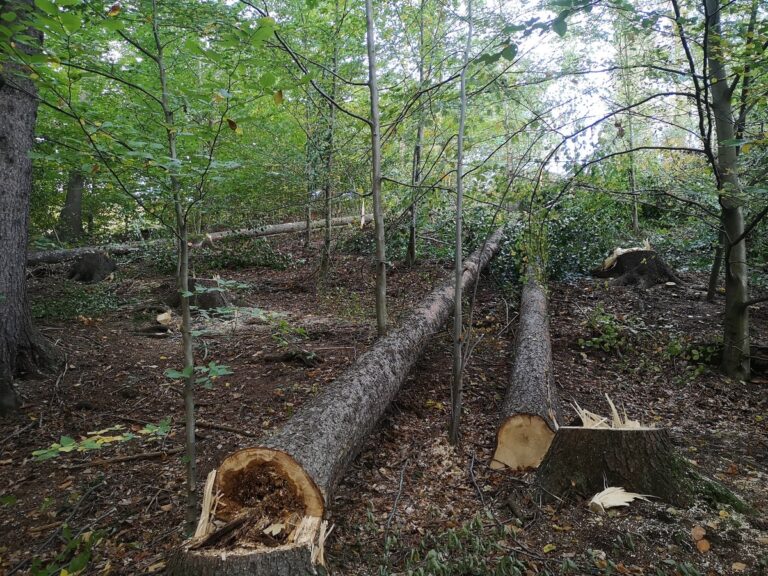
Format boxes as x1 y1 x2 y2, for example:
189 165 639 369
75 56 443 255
1 230 767 576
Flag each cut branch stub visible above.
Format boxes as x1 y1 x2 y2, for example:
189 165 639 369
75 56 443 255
491 267 561 471
169 228 507 575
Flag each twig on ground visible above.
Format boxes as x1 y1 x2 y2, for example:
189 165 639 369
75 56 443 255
385 459 409 535
66 447 184 470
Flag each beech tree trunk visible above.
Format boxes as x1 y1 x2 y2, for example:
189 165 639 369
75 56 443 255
0 0 58 415
56 170 85 241
705 0 750 379
365 0 388 337
27 215 372 266
491 266 561 470
169 228 505 575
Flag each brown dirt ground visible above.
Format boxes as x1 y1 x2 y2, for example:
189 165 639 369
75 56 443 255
1 233 766 576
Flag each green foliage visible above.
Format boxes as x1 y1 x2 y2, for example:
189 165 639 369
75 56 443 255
378 515 531 576
31 282 119 320
30 525 104 576
164 361 233 389
578 304 643 353
31 420 170 461
545 194 628 280
196 237 295 272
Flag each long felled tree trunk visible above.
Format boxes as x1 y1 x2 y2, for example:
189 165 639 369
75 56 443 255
0 0 58 415
169 228 505 575
491 264 561 470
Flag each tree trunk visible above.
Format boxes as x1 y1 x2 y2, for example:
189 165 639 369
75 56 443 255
27 215 373 266
536 427 745 510
706 228 724 302
449 0 473 445
0 0 58 415
491 266 561 470
406 0 426 268
705 0 750 379
319 29 338 280
169 228 505 575
56 170 85 241
537 428 692 506
365 0 388 337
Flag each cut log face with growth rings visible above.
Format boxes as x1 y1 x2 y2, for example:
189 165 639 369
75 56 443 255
169 228 507 575
491 265 561 471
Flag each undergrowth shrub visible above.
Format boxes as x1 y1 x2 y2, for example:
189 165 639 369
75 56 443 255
32 282 119 320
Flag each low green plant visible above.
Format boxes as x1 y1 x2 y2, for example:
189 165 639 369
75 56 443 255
31 282 119 320
578 304 642 353
32 419 171 461
164 361 233 389
378 515 532 576
197 237 294 271
29 525 104 576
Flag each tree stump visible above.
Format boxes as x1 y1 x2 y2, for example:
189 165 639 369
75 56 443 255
67 252 116 283
592 249 682 289
163 278 231 311
491 267 561 470
536 427 744 509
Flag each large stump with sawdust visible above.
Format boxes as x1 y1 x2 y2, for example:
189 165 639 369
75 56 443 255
536 427 746 509
167 228 507 575
592 249 682 289
491 266 562 470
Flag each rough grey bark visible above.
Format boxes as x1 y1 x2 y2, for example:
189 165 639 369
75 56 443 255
535 427 745 511
705 0 750 379
365 0 388 337
56 170 85 241
169 547 315 576
172 229 505 575
27 215 372 266
265 228 503 502
0 0 58 415
491 266 561 470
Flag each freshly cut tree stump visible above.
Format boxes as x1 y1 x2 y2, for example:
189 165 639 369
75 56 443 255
536 427 740 508
491 267 561 470
592 248 682 288
168 228 506 575
27 215 372 265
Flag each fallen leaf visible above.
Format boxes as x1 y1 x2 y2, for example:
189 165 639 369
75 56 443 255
696 538 711 553
147 561 165 573
542 543 556 553
732 562 747 572
691 526 706 541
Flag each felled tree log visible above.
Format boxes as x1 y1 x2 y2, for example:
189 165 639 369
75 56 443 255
491 266 561 471
536 427 746 510
168 228 506 575
26 215 372 265
592 249 682 288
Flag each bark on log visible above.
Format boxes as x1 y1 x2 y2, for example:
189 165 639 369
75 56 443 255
491 267 561 471
536 427 746 510
168 228 506 575
27 215 373 266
